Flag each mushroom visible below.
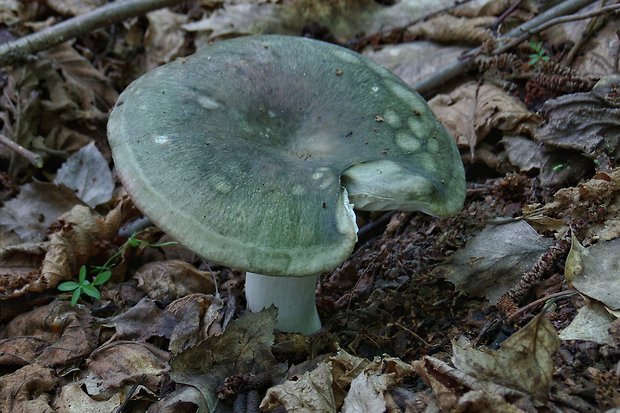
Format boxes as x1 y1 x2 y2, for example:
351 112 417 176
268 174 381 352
107 35 465 334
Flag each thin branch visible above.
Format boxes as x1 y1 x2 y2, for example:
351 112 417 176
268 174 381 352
0 0 188 67
494 2 620 55
413 0 598 94
0 134 43 168
507 290 577 322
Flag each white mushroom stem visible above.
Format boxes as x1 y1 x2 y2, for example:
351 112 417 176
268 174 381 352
245 272 321 334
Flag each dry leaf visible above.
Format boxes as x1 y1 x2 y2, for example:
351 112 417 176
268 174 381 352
0 0 21 25
560 303 616 345
413 356 530 413
341 355 415 413
145 8 187 69
42 203 122 288
186 0 456 45
406 15 495 45
536 77 620 162
83 341 169 398
53 142 114 208
0 364 57 413
135 260 216 302
565 236 620 310
170 308 279 412
430 82 540 151
365 42 468 88
434 220 552 304
0 242 47 301
0 181 83 243
108 297 178 341
45 0 105 16
452 313 560 401
42 43 117 110
54 383 122 413
525 167 620 238
261 362 336 413
0 300 98 368
166 293 225 354
501 135 543 172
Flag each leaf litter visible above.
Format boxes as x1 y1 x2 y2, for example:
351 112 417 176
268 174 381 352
0 1 619 412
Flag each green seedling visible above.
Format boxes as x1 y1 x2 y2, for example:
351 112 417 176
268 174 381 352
58 233 177 306
58 265 111 306
528 40 550 66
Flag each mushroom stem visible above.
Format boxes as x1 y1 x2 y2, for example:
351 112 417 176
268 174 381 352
245 272 321 334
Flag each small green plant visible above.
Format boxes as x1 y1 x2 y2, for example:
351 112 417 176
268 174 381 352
58 265 111 306
528 40 550 66
58 233 176 306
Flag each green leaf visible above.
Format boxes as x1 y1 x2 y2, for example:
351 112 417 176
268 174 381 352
78 265 87 283
529 40 542 52
71 288 81 306
81 284 101 299
58 281 80 291
93 271 112 286
128 236 141 248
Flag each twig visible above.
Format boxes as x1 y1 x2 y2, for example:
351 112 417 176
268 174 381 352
0 0 188 67
0 134 43 168
413 0 597 93
507 290 577 322
564 1 612 65
494 2 620 56
490 0 524 33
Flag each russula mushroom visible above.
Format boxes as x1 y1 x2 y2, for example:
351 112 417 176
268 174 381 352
107 35 465 334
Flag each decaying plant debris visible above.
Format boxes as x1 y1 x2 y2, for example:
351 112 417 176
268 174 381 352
0 0 619 412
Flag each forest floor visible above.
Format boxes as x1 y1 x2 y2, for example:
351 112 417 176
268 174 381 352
0 0 618 412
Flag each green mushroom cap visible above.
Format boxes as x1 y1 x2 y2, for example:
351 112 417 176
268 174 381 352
107 35 465 277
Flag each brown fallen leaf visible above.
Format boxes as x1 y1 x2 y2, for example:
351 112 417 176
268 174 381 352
413 356 531 413
433 220 552 304
0 300 98 368
135 260 216 302
565 235 620 311
406 14 495 45
560 302 616 346
53 141 115 208
145 8 187 70
524 167 620 239
166 293 225 354
108 297 178 341
0 364 57 413
452 313 560 401
0 241 48 301
535 76 620 162
261 362 336 413
54 383 122 413
83 341 170 399
430 81 541 153
170 308 279 412
0 181 83 243
45 0 105 16
42 203 122 289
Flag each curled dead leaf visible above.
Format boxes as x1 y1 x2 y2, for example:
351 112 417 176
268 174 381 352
430 82 541 153
83 341 170 398
0 364 57 413
0 300 97 368
135 260 216 302
42 203 122 288
452 313 560 401
406 14 495 45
